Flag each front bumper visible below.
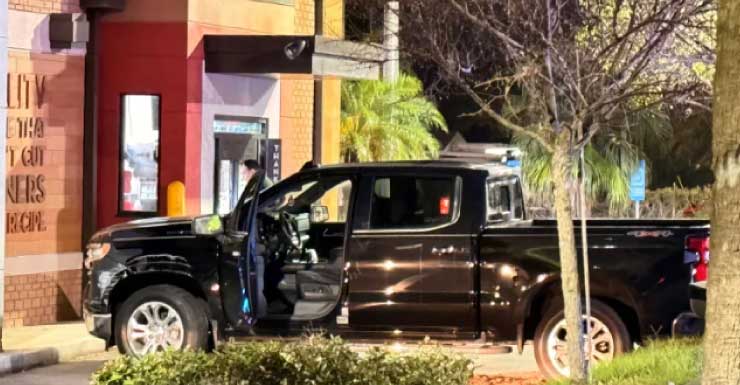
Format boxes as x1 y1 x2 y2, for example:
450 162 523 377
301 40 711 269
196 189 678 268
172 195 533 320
84 308 112 344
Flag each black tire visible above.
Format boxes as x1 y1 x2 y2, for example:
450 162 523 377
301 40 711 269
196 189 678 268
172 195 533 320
115 285 209 356
533 299 631 379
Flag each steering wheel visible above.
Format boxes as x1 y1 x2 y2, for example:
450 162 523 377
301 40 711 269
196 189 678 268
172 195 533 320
279 210 303 249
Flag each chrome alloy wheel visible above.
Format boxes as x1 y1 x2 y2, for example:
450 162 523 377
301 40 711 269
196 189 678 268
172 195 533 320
546 316 615 377
126 301 185 356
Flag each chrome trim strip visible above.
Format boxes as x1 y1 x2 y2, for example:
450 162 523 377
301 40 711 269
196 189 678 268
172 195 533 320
114 235 198 242
113 221 193 230
352 233 472 238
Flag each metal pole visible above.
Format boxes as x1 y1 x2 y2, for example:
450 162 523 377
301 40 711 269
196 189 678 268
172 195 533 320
579 148 592 380
634 201 640 219
312 0 324 164
383 1 400 82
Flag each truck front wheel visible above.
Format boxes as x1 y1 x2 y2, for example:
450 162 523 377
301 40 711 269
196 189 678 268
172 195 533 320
114 285 208 357
533 299 631 378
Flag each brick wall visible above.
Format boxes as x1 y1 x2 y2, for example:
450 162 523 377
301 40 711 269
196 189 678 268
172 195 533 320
4 269 83 328
9 0 81 13
279 0 316 177
280 77 315 177
5 14 85 327
295 0 315 35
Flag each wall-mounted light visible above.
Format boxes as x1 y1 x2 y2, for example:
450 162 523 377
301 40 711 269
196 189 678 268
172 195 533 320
49 13 90 50
284 39 308 60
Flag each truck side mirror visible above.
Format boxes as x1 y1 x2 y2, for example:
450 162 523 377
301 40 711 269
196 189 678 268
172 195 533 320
311 206 330 223
193 214 224 235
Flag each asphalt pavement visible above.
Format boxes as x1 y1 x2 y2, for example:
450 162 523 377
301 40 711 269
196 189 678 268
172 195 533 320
0 360 106 385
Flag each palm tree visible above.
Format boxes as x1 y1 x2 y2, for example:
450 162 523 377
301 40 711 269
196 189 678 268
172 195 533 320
515 109 672 214
341 74 447 162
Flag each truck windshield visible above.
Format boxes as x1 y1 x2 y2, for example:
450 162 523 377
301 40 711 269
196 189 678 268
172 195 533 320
487 177 524 223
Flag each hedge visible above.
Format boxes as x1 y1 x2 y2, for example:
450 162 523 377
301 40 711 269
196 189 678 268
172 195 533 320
526 186 711 219
91 336 474 385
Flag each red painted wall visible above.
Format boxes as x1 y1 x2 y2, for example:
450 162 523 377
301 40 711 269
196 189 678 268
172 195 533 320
97 22 202 228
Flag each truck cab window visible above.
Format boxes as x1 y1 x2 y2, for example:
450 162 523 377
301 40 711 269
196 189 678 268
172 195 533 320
489 184 511 217
252 176 354 259
368 176 458 230
249 175 353 319
487 177 524 222
261 180 318 214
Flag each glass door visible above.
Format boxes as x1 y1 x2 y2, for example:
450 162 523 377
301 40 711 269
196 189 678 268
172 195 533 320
213 116 267 215
216 158 235 215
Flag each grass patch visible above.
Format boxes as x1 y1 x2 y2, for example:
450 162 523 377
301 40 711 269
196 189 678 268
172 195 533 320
549 338 702 385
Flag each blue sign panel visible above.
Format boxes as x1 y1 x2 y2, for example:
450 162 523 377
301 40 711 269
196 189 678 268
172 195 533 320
213 115 266 135
629 160 646 202
506 159 521 168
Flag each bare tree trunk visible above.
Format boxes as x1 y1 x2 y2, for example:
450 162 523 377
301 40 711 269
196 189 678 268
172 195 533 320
552 135 587 383
701 2 740 384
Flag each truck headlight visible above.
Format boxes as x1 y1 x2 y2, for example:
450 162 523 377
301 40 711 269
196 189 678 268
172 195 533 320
85 242 111 269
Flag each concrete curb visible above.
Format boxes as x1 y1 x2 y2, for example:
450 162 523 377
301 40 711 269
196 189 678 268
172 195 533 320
0 337 106 377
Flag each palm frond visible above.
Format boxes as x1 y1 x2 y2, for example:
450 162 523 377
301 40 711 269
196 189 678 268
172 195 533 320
514 132 638 210
341 74 447 162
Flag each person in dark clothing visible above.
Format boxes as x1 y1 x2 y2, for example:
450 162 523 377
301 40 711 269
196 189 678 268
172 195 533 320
243 159 289 314
242 159 274 190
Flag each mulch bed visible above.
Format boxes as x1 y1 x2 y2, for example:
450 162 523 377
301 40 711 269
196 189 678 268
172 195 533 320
470 373 546 385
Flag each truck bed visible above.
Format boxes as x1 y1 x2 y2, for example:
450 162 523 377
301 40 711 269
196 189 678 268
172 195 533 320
478 218 709 341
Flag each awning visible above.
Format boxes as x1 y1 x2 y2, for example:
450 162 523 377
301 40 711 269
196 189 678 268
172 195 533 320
204 35 384 80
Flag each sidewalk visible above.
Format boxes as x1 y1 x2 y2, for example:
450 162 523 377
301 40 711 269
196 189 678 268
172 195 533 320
0 322 106 376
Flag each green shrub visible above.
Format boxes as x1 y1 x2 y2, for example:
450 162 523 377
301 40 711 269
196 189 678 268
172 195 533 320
91 350 214 385
91 336 474 385
548 338 702 385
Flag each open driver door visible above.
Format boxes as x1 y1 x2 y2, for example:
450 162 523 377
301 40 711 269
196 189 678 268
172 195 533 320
219 171 265 332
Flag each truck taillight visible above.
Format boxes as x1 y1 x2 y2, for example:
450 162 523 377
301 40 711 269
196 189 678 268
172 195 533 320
685 236 709 282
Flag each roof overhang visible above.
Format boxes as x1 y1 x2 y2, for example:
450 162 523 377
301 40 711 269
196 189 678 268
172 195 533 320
204 35 384 80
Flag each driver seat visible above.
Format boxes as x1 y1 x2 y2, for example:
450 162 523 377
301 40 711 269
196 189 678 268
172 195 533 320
295 247 343 301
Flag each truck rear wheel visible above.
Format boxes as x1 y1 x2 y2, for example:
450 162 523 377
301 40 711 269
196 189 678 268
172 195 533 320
533 299 631 378
115 285 208 357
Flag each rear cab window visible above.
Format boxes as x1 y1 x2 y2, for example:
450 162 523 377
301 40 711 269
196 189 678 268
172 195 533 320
360 175 462 231
487 176 524 224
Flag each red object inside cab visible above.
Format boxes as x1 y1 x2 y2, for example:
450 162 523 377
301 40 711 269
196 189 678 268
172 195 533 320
439 196 450 215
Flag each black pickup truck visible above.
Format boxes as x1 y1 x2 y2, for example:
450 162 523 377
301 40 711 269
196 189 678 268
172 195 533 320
83 161 709 377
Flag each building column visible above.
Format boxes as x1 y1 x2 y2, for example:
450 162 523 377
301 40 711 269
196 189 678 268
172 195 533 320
0 0 9 349
314 0 344 166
